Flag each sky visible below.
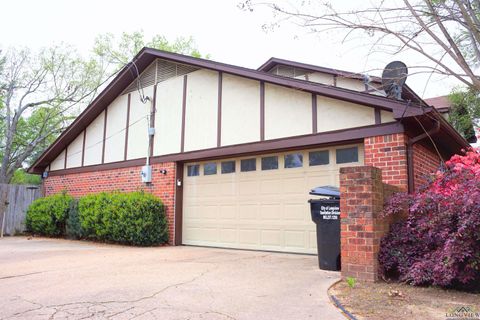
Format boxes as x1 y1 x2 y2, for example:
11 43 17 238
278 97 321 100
0 0 464 99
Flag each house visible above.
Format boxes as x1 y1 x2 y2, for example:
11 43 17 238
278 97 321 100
29 48 468 257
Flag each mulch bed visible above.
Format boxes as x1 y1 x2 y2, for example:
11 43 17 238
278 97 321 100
329 280 480 320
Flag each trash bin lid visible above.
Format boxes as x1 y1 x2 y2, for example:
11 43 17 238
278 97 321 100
309 185 340 198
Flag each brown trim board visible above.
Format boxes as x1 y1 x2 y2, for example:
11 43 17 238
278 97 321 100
150 85 157 157
375 108 381 124
312 93 318 133
260 81 265 141
124 94 131 161
174 162 184 245
47 122 404 176
217 72 222 147
181 75 187 153
63 147 68 169
81 130 86 167
101 107 108 164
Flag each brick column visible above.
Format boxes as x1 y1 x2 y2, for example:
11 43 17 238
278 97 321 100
339 166 389 282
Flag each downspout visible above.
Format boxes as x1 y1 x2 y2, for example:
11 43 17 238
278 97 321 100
406 120 441 193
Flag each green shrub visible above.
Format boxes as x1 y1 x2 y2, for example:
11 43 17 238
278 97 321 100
26 193 73 236
65 199 83 239
78 191 168 246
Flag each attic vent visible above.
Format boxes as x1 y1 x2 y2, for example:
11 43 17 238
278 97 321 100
123 58 199 94
270 65 308 78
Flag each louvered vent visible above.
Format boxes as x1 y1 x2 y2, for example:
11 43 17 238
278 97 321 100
123 59 199 94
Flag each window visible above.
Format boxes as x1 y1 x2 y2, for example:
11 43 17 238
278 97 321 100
241 158 256 172
203 162 217 175
187 164 199 177
221 161 235 174
284 153 303 168
261 156 278 170
309 150 329 166
336 147 359 164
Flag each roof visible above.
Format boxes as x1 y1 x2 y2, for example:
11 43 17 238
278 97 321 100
258 57 427 105
28 48 469 174
424 95 451 113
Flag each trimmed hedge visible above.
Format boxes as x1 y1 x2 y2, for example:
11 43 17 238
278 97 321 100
26 191 168 246
78 191 168 246
26 193 73 236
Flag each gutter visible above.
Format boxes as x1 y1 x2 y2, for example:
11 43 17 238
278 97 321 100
406 119 441 193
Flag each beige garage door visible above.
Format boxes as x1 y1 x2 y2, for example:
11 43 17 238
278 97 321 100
182 144 364 254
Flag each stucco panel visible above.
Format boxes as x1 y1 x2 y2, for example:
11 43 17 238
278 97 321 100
104 95 128 163
83 111 105 166
336 77 366 92
221 74 260 146
127 87 152 160
264 83 311 140
66 133 83 168
317 96 375 132
308 72 335 86
184 69 218 152
154 77 183 156
381 110 396 123
50 150 65 171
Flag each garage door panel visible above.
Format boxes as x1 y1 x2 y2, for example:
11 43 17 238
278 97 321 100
238 181 259 195
284 204 308 221
261 230 282 247
283 177 307 194
219 205 236 219
260 179 283 194
238 229 260 245
220 229 237 243
284 230 307 248
183 144 363 254
260 204 282 220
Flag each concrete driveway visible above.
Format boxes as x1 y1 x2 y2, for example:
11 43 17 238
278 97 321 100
0 237 342 320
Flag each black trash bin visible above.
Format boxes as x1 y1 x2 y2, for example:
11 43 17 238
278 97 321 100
308 186 341 271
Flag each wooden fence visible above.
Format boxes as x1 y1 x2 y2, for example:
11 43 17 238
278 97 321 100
0 184 41 236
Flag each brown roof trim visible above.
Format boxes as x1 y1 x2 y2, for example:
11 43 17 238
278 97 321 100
45 122 404 176
258 57 427 106
29 48 430 173
258 57 382 82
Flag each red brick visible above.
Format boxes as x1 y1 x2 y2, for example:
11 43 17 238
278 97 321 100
44 162 177 245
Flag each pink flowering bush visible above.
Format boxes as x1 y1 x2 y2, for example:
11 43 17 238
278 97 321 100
379 149 480 290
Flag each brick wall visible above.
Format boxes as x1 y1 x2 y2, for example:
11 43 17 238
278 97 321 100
364 133 408 190
339 166 401 282
412 143 442 190
44 162 177 244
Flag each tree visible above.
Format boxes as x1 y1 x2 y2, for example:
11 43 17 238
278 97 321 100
241 0 480 91
10 169 41 185
0 45 104 184
448 88 480 141
92 31 207 75
0 31 204 228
